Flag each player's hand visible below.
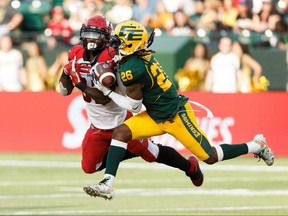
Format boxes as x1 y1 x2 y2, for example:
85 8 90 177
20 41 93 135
93 80 112 96
76 59 91 73
63 57 91 85
63 58 91 75
63 59 81 85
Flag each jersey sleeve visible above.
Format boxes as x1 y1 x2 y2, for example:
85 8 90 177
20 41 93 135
98 47 115 63
67 45 85 61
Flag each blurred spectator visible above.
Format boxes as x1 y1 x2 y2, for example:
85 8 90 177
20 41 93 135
45 6 74 48
175 43 210 91
251 0 263 14
233 0 253 33
196 0 221 31
132 0 158 27
218 0 239 30
23 41 48 91
162 0 196 17
63 0 85 32
275 20 288 50
46 51 68 92
204 36 241 93
0 34 26 91
93 0 112 16
184 43 210 76
64 0 111 31
148 0 174 32
77 0 107 20
251 0 281 32
170 9 195 36
106 0 133 26
189 0 205 28
0 0 23 37
272 0 288 49
232 41 267 93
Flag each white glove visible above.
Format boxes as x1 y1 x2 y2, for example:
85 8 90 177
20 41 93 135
93 80 112 96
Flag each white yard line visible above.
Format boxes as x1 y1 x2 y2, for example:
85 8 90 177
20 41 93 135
1 176 288 187
2 205 288 215
1 188 288 200
0 160 287 172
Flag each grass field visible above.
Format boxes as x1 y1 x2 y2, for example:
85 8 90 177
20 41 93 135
0 153 288 216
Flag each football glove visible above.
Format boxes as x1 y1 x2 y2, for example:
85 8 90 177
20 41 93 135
63 57 91 85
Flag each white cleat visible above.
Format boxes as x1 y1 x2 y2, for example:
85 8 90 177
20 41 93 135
253 134 274 166
83 178 115 200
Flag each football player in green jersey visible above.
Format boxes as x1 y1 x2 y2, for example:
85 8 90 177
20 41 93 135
91 20 274 200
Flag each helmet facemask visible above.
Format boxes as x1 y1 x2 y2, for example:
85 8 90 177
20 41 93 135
80 26 110 53
80 15 113 53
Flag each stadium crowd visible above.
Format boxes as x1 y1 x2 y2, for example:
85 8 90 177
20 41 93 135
0 0 287 92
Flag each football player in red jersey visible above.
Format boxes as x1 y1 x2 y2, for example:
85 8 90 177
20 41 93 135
59 15 204 199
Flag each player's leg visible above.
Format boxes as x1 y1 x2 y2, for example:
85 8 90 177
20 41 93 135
81 126 112 173
99 111 164 189
87 112 169 199
82 122 139 200
92 111 206 199
124 111 199 180
82 125 141 198
127 139 158 162
81 125 140 173
127 138 200 186
209 134 274 166
168 102 274 166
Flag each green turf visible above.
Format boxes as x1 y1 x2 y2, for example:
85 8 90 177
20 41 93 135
0 153 287 215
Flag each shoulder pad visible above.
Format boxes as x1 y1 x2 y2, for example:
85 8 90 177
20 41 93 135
68 45 85 61
97 48 115 63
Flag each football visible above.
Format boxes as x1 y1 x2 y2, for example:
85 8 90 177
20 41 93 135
94 62 116 87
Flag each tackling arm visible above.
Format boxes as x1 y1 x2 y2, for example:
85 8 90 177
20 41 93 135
94 81 143 113
75 82 111 105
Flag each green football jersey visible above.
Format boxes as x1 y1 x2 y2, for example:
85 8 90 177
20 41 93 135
119 54 188 123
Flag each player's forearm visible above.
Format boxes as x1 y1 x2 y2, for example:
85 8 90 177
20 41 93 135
75 82 111 105
59 72 74 96
108 91 142 113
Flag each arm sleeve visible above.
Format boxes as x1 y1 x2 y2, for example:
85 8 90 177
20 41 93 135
59 71 74 96
108 91 143 113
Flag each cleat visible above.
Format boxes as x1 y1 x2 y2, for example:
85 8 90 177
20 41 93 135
186 155 204 187
83 178 115 200
253 134 274 166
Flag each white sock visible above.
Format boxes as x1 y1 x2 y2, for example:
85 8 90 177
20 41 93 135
246 141 262 154
111 139 128 149
103 174 115 187
214 145 224 161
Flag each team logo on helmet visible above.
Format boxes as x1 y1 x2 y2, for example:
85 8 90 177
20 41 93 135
114 20 148 56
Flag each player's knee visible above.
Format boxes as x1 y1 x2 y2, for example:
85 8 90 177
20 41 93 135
81 163 97 174
112 124 132 142
203 148 218 165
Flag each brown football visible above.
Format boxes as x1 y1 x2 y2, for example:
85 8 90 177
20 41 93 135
94 62 116 87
